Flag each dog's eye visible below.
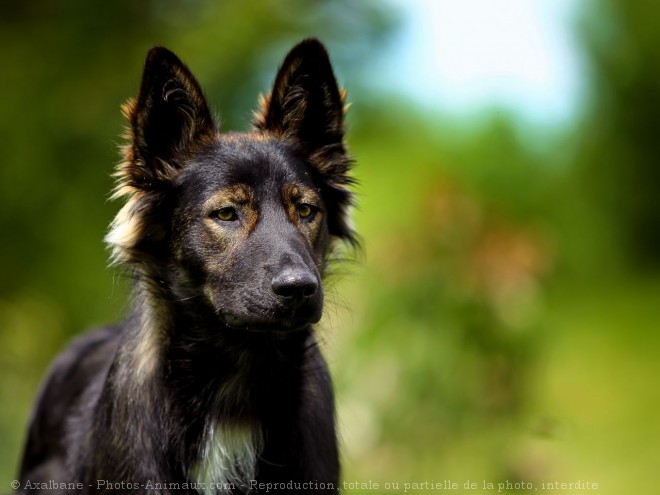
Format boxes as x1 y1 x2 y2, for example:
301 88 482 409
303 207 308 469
296 203 316 220
215 207 238 222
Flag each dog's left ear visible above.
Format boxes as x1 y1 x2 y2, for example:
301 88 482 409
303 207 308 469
254 39 350 183
255 39 356 245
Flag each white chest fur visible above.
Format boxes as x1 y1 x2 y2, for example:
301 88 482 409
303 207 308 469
190 422 263 495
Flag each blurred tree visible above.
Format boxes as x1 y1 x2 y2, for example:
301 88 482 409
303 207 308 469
333 112 554 485
577 0 660 269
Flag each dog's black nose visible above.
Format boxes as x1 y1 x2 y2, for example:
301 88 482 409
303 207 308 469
272 269 318 301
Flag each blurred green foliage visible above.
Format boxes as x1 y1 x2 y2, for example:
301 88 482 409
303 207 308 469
1 1 658 493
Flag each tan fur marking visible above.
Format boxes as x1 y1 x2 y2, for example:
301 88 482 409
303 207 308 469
105 196 142 265
282 183 323 245
283 184 301 227
111 282 168 386
132 298 165 380
223 130 271 144
204 185 259 235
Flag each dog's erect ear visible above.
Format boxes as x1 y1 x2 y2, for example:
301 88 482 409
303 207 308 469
254 39 349 180
122 47 215 190
255 39 355 245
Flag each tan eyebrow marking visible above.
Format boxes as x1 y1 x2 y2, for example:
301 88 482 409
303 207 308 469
204 185 258 234
282 184 322 243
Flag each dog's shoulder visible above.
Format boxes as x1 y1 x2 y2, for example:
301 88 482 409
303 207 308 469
43 326 122 397
18 326 122 480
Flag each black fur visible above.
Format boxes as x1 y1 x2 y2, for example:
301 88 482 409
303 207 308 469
17 39 353 494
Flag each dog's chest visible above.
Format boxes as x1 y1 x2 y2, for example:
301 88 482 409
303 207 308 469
190 422 262 495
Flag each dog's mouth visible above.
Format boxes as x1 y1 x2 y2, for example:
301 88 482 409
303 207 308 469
205 284 323 334
219 311 319 334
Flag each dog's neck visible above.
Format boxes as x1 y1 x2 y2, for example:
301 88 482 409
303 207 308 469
122 278 313 409
110 278 313 479
162 301 310 491
167 302 312 418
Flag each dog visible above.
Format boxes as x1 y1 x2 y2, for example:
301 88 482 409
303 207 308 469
17 38 355 494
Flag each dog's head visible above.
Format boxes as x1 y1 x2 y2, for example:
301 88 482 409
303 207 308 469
106 40 355 331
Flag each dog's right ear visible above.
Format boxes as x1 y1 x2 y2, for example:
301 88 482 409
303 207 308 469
121 47 216 191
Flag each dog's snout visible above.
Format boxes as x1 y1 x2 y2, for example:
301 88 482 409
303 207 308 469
271 269 318 301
